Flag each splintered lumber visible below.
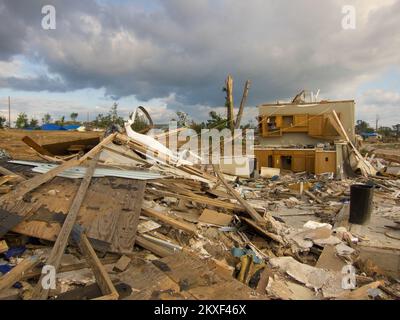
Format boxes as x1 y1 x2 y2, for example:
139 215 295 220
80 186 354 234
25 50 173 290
213 165 263 222
241 217 285 244
22 256 119 281
0 166 25 182
79 233 119 300
0 175 17 187
0 134 116 237
135 235 174 258
150 189 246 211
213 165 284 234
0 256 40 292
198 208 233 226
33 154 100 300
141 208 197 235
0 158 79 202
329 111 376 176
235 80 251 129
304 190 323 204
1 133 116 204
113 255 131 272
0 240 8 254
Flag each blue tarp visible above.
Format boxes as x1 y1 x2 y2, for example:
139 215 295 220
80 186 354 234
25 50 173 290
40 124 67 131
361 132 378 137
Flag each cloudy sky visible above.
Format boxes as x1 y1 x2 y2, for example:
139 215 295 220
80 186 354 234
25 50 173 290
0 0 399 127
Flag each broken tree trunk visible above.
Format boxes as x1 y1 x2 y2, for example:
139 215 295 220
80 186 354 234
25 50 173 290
235 80 250 129
226 75 235 131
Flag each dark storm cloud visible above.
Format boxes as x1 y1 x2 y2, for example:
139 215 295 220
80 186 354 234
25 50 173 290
0 0 400 113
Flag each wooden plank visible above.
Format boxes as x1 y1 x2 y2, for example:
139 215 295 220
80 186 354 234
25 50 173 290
198 208 233 226
33 154 100 300
22 136 54 156
135 235 175 258
0 256 40 292
141 208 197 235
79 233 119 300
151 189 243 211
0 175 16 186
0 240 8 254
22 256 119 280
110 180 146 254
213 165 264 223
241 217 285 244
113 255 131 272
157 252 265 300
0 166 25 182
0 134 116 237
1 133 115 204
0 158 80 203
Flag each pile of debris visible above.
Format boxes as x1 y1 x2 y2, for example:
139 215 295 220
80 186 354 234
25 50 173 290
0 117 399 300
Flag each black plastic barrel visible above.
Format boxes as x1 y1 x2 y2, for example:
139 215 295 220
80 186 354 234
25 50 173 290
349 184 374 225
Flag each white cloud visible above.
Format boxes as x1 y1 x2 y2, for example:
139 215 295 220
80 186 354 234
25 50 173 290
357 89 400 126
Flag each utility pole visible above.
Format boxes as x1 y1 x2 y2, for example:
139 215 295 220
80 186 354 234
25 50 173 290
375 114 379 132
8 96 11 128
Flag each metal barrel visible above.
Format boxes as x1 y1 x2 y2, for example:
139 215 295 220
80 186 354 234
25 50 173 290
349 184 374 225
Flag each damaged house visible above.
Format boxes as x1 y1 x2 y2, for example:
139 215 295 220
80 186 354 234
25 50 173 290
254 91 355 176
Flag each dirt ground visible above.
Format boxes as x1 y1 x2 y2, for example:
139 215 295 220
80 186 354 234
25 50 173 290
0 129 102 160
366 142 400 156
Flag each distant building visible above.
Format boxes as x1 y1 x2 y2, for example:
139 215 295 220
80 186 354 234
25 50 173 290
254 91 355 175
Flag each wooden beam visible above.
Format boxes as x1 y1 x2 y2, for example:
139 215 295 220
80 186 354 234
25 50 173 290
213 165 284 234
33 154 100 300
241 217 284 244
0 256 40 292
213 165 264 222
135 235 174 258
0 133 115 207
0 166 25 182
141 208 197 235
22 256 119 281
22 136 54 157
150 189 243 211
235 80 250 129
79 233 119 300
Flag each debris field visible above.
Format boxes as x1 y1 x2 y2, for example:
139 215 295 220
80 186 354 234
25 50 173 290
0 114 399 300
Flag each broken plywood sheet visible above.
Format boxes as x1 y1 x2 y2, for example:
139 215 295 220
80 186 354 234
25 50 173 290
11 177 146 254
266 277 317 300
155 252 265 300
118 260 194 300
198 209 233 227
